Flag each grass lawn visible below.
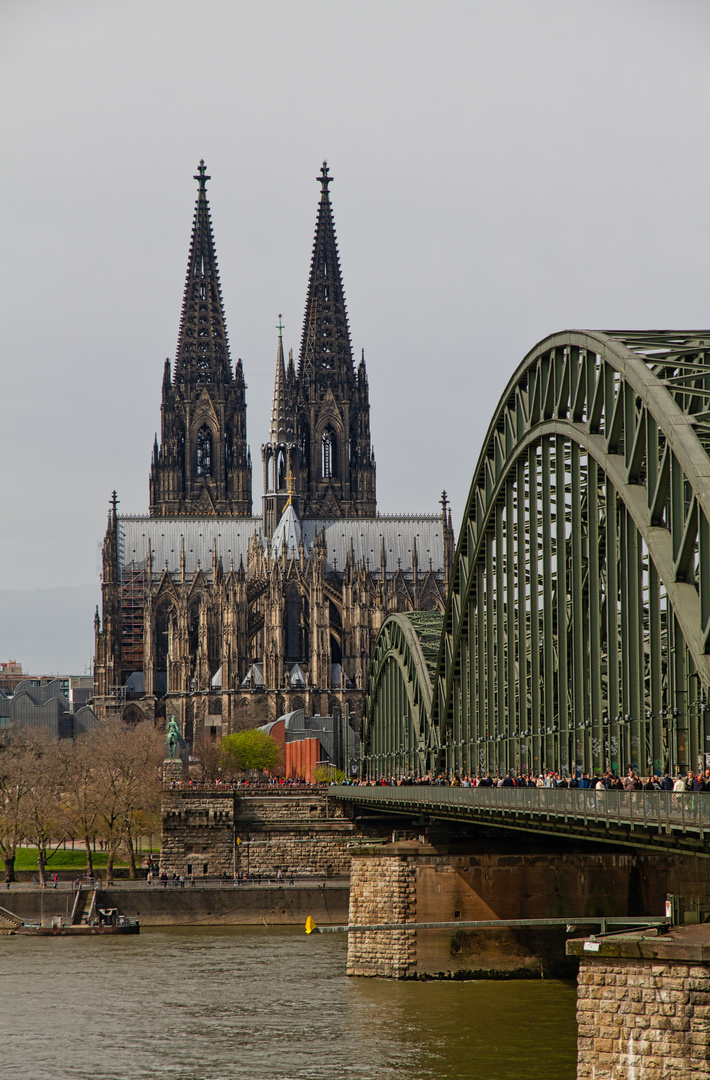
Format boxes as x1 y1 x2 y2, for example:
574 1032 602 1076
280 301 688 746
9 846 159 871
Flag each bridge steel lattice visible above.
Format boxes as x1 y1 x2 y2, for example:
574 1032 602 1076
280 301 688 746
362 612 443 778
363 330 710 780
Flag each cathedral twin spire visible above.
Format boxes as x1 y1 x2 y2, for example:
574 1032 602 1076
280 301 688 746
149 162 251 517
150 159 375 523
174 161 233 389
299 162 354 386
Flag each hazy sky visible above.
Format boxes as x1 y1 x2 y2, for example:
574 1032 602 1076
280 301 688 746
2 0 710 673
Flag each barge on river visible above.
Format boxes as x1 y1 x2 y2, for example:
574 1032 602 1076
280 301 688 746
11 916 140 936
0 896 140 936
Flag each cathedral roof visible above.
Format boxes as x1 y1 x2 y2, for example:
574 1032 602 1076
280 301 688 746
117 515 446 576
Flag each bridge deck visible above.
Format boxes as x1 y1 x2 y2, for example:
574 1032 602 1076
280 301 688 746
329 786 710 856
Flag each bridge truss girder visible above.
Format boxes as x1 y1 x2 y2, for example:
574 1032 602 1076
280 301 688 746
362 612 442 779
435 330 710 780
364 331 710 780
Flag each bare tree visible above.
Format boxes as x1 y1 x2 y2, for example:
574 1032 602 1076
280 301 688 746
22 734 66 887
88 718 163 882
191 731 222 782
0 727 37 882
119 721 163 878
55 735 100 877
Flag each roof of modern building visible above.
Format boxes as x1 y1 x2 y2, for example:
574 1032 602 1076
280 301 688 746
117 514 446 576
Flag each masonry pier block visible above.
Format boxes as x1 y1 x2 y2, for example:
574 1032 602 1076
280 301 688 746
568 925 710 1079
347 841 710 980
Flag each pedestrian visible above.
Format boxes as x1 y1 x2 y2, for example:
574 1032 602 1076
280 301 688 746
5 873 10 890
289 872 295 886
190 872 195 887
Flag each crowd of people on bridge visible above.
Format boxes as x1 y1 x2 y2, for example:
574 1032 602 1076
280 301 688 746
347 767 710 791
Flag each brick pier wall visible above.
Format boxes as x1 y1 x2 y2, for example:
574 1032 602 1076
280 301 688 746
160 790 357 879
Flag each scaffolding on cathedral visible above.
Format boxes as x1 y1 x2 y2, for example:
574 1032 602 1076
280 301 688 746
120 562 146 673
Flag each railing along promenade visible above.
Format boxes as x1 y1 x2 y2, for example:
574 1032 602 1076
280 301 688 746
327 785 710 856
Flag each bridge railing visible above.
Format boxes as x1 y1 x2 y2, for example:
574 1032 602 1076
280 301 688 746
328 785 710 835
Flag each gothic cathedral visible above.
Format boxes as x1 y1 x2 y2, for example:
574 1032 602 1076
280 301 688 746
94 162 454 742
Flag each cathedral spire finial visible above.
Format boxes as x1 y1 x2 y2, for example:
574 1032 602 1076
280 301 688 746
318 160 332 192
194 159 210 191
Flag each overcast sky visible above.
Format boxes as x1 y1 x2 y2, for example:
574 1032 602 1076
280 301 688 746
2 0 710 673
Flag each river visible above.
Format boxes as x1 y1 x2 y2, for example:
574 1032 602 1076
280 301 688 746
0 927 577 1079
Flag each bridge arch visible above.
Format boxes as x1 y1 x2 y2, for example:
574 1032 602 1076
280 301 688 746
362 612 442 778
367 330 710 779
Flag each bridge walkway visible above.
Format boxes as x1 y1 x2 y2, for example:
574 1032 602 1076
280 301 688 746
328 785 710 856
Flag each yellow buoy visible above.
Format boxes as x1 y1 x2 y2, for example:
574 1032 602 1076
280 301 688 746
305 916 317 934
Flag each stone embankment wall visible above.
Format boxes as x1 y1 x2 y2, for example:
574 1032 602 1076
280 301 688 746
160 790 357 879
576 958 710 1078
347 853 417 978
2 884 350 927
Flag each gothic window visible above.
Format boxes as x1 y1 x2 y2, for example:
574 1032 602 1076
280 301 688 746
321 428 336 479
178 429 186 480
154 600 175 697
188 600 201 668
123 704 144 726
196 426 212 476
285 586 303 663
277 451 286 491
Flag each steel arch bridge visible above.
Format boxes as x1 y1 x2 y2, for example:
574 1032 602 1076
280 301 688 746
363 330 710 781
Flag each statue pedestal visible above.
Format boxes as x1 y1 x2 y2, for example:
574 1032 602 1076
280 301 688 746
162 758 184 784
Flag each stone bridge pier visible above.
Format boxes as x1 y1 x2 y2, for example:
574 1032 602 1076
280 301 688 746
346 838 710 980
568 925 710 1079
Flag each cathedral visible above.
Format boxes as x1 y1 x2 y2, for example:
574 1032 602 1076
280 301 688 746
93 161 454 741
